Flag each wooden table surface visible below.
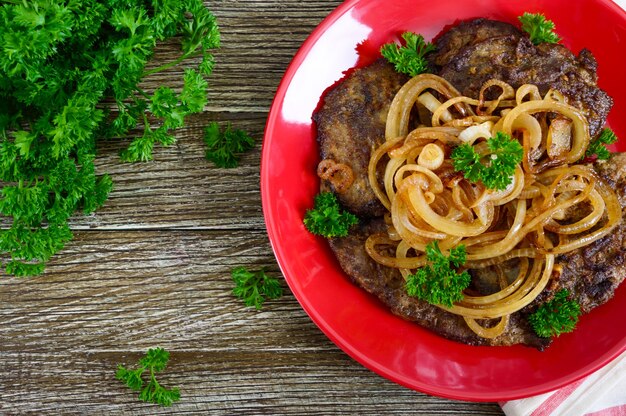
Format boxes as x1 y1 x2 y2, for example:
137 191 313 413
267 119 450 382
0 1 505 414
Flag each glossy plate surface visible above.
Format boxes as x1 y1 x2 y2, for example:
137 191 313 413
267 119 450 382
261 0 626 401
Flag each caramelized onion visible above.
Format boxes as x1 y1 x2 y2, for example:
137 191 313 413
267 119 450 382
317 159 354 193
364 74 622 339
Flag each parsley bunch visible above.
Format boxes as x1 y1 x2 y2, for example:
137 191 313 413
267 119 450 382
381 32 435 77
585 128 618 161
451 131 524 191
528 289 581 338
406 241 471 308
116 347 181 407
519 12 561 45
304 192 358 238
0 0 220 275
231 266 283 309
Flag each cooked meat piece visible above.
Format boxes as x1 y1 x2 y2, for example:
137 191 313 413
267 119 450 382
428 18 523 68
315 22 611 218
329 218 550 349
555 153 626 313
329 155 626 349
313 59 408 217
430 19 612 138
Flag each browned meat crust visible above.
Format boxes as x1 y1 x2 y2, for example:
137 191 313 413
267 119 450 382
313 59 408 218
429 19 613 138
428 18 523 68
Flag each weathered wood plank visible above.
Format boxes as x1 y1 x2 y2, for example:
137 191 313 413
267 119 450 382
0 231 502 415
1 349 504 415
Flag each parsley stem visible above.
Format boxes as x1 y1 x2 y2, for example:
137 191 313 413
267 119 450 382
134 88 151 100
142 113 151 132
142 51 203 77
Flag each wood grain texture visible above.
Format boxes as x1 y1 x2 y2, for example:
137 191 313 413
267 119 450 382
0 1 505 414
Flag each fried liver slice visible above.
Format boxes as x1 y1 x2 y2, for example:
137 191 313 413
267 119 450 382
429 19 612 138
313 60 408 218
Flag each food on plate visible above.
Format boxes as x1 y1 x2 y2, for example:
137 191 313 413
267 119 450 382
303 192 359 238
429 18 612 138
380 32 435 77
310 17 624 349
314 60 409 217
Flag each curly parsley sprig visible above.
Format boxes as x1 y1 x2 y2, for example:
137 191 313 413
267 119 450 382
528 289 581 338
380 32 435 77
585 128 618 161
304 192 358 238
451 131 524 190
232 267 283 309
518 12 561 45
116 347 181 407
406 241 471 308
204 122 255 168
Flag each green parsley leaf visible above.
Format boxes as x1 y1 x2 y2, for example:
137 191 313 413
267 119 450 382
116 347 180 407
231 267 283 310
110 6 149 36
518 12 561 45
585 128 618 160
138 376 180 407
116 366 145 391
303 192 358 238
12 131 36 159
451 131 523 190
380 32 435 77
150 87 179 120
140 347 171 372
528 289 581 338
5 261 46 277
203 122 255 168
405 241 471 308
180 68 208 114
120 131 155 163
199 53 216 77
150 0 185 40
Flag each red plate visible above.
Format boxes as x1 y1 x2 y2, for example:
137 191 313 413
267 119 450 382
261 0 626 401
